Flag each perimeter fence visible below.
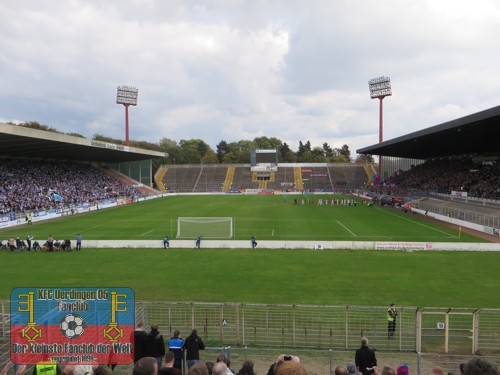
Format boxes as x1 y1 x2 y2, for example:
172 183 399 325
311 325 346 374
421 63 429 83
2 301 500 375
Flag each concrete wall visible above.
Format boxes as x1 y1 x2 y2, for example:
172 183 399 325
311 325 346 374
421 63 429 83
81 239 500 251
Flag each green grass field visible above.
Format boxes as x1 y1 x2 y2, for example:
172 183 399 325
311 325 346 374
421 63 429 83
0 195 485 241
1 195 498 307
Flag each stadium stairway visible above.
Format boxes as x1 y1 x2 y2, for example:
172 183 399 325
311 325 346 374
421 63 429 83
222 166 235 191
154 166 168 192
294 167 303 190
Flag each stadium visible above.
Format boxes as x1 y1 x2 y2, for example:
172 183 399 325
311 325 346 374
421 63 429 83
1 105 500 375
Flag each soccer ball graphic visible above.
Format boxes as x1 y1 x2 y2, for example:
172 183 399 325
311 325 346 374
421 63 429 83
60 313 85 339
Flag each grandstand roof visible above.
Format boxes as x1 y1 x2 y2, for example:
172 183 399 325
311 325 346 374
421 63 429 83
0 123 166 163
357 105 500 159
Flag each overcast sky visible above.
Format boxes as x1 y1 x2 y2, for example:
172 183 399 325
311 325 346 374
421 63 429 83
1 0 499 156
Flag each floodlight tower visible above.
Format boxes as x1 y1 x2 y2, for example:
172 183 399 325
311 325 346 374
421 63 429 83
116 85 139 146
368 76 392 178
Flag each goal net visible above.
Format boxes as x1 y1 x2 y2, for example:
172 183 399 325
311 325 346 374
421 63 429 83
177 217 234 239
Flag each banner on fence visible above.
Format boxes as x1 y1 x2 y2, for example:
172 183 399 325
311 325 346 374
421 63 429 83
10 287 134 365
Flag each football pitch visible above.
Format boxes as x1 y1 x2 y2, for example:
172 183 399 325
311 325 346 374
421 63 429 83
1 194 499 308
0 194 486 241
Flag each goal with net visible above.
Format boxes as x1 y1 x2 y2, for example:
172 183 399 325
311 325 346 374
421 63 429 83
176 217 234 239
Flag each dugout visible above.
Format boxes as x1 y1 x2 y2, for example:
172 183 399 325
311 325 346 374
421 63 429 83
0 122 166 187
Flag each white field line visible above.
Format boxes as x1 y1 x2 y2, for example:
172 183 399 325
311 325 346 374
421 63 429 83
336 220 357 237
140 229 155 237
376 208 457 238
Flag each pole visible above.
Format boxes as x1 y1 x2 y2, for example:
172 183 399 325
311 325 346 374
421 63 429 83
125 104 130 146
378 97 384 178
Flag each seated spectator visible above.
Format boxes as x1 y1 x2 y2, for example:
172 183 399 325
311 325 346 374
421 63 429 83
236 360 255 375
188 363 209 375
462 358 496 375
134 357 158 375
275 361 307 375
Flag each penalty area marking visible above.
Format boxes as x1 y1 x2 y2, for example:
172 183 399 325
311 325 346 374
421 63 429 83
376 208 456 238
140 229 155 237
336 220 357 237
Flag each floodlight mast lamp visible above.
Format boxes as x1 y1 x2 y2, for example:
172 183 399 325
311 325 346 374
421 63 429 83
368 76 392 178
116 85 139 146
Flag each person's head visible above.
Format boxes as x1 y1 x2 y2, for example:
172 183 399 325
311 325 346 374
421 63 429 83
390 303 396 308
397 365 409 375
133 357 158 375
361 337 369 346
137 322 144 329
463 358 497 375
173 329 180 338
240 360 253 371
275 361 307 375
431 365 444 375
346 362 357 374
382 367 396 375
188 363 209 375
150 324 159 332
335 365 348 375
164 352 175 366
191 329 198 336
205 362 214 375
216 354 230 368
212 362 229 375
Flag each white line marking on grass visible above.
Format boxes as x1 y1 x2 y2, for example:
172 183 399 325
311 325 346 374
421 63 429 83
336 220 357 237
375 208 456 238
140 229 155 237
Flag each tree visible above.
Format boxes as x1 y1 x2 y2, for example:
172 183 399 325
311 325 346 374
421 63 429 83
355 154 375 164
216 140 229 163
322 142 334 159
201 149 218 164
311 147 327 162
338 144 351 162
17 121 60 133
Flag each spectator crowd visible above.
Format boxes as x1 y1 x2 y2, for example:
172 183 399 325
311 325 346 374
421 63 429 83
369 159 500 200
0 159 143 214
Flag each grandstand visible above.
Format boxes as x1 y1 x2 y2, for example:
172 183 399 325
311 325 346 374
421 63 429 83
157 163 369 193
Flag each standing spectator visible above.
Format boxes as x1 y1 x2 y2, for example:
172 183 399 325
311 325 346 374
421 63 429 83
26 235 32 251
184 329 205 368
144 325 166 369
355 337 377 375
134 322 147 364
76 234 83 251
251 236 257 249
387 303 398 339
163 235 170 249
168 330 184 371
47 235 54 251
195 236 201 249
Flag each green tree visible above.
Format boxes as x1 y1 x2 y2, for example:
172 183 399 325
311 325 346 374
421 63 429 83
201 149 219 164
355 154 375 164
311 147 327 162
322 142 334 159
216 140 229 163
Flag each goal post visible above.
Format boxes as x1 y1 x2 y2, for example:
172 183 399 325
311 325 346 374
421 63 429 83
177 217 234 239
